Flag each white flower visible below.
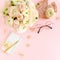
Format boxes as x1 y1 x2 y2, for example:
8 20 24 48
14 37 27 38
5 17 13 26
17 24 28 33
9 6 19 17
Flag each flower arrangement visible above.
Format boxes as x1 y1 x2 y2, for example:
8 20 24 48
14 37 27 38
3 0 38 33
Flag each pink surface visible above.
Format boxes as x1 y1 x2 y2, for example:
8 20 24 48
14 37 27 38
0 0 60 60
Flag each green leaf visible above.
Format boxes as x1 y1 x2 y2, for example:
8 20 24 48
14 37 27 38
3 8 8 15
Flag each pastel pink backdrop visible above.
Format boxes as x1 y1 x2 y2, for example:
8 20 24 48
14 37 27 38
0 0 60 60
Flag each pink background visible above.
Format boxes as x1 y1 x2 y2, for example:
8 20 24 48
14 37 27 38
0 0 60 60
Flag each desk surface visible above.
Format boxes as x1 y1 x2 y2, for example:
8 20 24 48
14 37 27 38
0 0 60 60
